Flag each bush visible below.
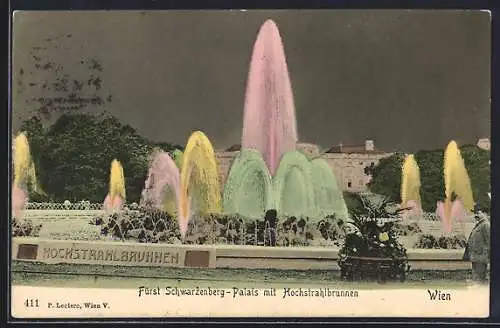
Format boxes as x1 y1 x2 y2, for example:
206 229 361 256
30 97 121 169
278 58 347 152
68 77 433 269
338 193 410 282
94 209 182 243
91 207 344 246
393 222 422 236
12 218 43 237
414 234 467 249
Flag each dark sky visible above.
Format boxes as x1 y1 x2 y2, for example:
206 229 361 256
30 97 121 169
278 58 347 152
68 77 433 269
12 10 491 152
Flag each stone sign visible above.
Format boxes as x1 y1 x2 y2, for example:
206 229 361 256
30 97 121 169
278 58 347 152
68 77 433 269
12 238 215 268
40 247 180 265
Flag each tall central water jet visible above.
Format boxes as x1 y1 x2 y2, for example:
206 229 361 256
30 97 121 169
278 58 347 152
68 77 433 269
436 141 474 233
104 159 126 213
241 19 298 176
179 131 222 237
400 154 422 218
12 132 40 219
224 19 348 222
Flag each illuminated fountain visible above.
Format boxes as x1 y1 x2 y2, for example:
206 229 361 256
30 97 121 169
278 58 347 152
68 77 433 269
400 154 422 219
223 19 348 221
142 149 181 217
140 19 348 239
222 149 273 219
179 131 222 236
12 132 41 219
241 19 298 176
103 159 126 214
142 131 221 239
436 141 474 233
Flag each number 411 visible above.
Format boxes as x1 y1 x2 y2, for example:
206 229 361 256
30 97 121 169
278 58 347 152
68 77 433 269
24 299 39 307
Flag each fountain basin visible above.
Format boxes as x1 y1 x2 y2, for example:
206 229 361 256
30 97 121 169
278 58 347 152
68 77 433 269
12 237 471 271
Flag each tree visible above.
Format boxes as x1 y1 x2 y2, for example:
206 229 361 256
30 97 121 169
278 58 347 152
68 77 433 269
414 149 445 212
18 113 183 203
460 145 490 213
14 33 112 121
365 153 406 203
343 191 364 215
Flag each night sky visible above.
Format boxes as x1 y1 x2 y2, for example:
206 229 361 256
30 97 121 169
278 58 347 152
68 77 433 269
12 10 491 152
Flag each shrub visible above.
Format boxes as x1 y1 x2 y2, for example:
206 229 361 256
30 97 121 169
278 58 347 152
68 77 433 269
12 218 43 237
414 234 466 249
338 193 410 282
94 208 181 243
91 207 344 246
393 222 422 236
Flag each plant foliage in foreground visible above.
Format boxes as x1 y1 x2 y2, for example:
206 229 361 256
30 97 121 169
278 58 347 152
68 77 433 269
337 193 410 282
91 208 345 247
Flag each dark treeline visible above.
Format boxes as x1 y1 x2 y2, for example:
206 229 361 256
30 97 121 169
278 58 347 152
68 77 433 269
18 113 183 203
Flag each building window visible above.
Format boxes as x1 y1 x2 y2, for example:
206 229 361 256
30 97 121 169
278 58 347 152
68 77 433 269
347 180 352 188
371 162 375 166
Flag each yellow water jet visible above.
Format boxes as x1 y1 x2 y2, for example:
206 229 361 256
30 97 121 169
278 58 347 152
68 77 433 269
443 140 474 220
179 131 222 234
400 154 422 208
12 132 44 219
13 132 40 192
108 159 126 200
444 141 474 209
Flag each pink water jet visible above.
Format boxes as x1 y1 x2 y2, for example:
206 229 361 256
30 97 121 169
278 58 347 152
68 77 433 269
400 200 423 220
12 185 26 219
436 199 467 233
141 151 188 237
241 19 298 176
103 195 124 213
142 151 181 210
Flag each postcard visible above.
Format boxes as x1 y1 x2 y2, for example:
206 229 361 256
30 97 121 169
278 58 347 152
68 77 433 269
10 9 491 318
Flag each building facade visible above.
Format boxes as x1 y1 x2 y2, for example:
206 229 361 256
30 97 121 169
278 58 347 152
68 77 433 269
214 140 393 193
477 138 490 151
321 140 393 193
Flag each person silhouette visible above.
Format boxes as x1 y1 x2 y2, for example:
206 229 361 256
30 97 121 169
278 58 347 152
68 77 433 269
463 204 490 282
264 210 277 246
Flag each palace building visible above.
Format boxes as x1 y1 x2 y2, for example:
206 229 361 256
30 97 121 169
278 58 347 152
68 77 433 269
214 140 393 193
